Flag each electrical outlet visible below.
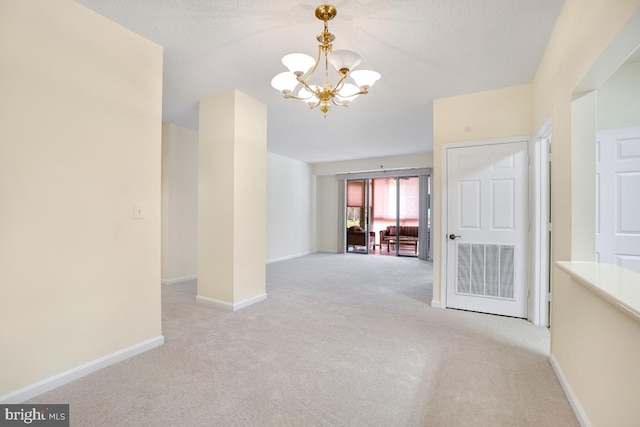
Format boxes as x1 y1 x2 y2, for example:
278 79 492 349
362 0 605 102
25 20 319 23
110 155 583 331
133 203 144 220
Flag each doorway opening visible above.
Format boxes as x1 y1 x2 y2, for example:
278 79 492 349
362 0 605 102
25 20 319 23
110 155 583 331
595 47 640 275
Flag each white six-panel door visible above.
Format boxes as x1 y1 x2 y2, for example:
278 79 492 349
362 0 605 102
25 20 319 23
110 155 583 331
446 141 529 318
596 126 640 274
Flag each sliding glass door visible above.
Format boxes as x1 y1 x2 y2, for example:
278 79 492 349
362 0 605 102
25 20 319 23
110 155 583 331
345 175 428 258
371 177 397 255
346 179 372 253
397 177 420 257
371 177 419 257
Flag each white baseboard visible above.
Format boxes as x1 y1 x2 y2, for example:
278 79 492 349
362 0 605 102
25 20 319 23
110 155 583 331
266 252 313 264
0 336 164 404
550 354 591 427
161 274 197 285
431 299 442 308
196 293 267 311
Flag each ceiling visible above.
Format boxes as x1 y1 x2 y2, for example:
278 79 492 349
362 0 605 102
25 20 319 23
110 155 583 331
74 0 565 164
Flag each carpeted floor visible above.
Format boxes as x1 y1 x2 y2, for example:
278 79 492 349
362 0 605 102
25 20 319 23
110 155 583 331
29 253 578 426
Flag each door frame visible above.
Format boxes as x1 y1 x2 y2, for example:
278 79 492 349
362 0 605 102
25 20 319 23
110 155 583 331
344 178 372 254
531 119 552 327
440 137 532 319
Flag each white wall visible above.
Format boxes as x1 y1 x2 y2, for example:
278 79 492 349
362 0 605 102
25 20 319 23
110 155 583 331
597 61 640 130
267 153 316 262
161 123 198 284
0 0 163 398
313 153 433 176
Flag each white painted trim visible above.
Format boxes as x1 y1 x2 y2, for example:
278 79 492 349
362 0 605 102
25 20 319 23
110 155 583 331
196 295 233 310
266 252 313 264
534 117 552 140
335 167 432 180
439 146 449 309
196 293 267 311
234 293 267 310
161 274 197 285
550 354 591 427
0 336 164 404
529 121 551 327
430 300 442 309
441 136 530 150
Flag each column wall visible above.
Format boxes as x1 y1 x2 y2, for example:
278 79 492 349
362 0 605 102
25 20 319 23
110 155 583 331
197 90 267 310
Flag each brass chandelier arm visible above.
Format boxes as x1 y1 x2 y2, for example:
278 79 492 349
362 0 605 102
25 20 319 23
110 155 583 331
282 90 314 101
331 97 349 107
351 86 371 96
296 75 319 97
281 92 305 100
296 45 325 93
306 99 321 110
333 71 350 93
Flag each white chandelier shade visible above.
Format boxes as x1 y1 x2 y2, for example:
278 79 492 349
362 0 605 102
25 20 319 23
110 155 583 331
350 70 382 89
270 72 299 93
270 4 380 117
328 50 361 74
282 53 316 75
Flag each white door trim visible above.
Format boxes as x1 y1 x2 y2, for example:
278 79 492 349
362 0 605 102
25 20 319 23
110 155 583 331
530 119 552 326
440 136 531 316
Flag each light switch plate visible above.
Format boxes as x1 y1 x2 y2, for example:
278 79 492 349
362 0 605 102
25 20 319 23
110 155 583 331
133 203 144 219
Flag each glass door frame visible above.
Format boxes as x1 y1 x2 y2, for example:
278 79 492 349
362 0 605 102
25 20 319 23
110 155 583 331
395 176 420 258
345 179 372 254
339 168 432 258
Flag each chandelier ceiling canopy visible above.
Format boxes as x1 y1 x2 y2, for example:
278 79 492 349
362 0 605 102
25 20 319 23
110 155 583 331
271 4 381 117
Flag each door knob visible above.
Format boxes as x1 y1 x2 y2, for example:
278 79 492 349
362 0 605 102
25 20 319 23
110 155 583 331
449 234 461 240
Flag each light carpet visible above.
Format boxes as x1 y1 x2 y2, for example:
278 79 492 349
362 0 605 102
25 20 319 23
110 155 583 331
29 253 578 426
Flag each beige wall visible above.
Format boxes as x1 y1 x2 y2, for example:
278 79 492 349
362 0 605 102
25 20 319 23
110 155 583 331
432 84 533 304
316 175 341 252
161 123 198 283
314 154 433 253
233 91 267 302
160 128 314 269
534 2 640 425
197 90 267 305
267 153 316 262
0 0 163 396
552 268 640 426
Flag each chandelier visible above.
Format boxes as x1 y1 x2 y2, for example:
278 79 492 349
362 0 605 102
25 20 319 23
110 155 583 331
270 4 381 117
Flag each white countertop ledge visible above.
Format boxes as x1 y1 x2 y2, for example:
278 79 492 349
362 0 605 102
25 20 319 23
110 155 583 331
556 261 640 323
